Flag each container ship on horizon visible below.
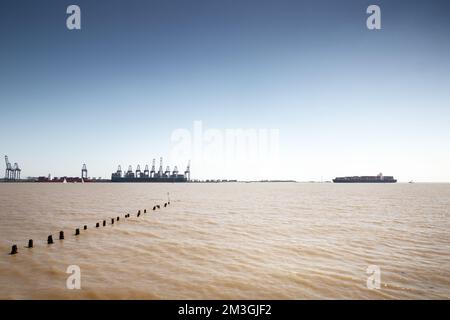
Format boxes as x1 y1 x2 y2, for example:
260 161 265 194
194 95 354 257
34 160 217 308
333 173 397 183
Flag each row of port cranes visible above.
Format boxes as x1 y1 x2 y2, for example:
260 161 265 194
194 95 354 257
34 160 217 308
112 158 190 181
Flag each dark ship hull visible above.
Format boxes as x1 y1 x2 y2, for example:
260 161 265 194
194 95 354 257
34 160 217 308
333 174 397 183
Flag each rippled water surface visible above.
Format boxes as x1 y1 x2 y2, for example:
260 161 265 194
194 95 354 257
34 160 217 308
0 183 449 299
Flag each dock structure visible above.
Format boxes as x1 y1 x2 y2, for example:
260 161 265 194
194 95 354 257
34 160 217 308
111 158 190 183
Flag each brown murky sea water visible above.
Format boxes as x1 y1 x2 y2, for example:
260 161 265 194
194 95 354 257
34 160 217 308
0 183 449 299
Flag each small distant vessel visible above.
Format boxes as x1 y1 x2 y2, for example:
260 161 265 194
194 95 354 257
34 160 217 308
62 178 67 184
333 173 397 183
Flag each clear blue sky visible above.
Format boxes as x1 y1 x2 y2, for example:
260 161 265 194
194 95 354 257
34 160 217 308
1 0 449 181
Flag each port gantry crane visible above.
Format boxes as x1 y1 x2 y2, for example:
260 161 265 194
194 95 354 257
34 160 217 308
136 165 142 178
126 165 134 178
4 155 21 181
157 157 163 178
81 164 88 180
4 156 11 180
13 163 21 180
150 159 156 178
184 160 190 181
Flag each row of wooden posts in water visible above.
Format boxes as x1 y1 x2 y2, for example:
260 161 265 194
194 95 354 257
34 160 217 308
9 201 170 255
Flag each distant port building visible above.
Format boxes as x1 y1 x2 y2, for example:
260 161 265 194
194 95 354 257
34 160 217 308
111 158 190 183
333 173 397 183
